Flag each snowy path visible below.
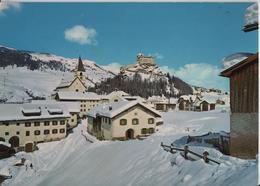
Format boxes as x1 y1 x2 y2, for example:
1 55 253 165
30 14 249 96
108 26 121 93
1 110 257 186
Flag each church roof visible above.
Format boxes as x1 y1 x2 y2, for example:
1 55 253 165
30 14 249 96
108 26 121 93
77 57 85 72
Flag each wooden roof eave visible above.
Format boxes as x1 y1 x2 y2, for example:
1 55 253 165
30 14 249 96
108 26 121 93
220 53 258 77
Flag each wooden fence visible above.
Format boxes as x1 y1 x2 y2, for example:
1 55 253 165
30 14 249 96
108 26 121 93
161 142 220 165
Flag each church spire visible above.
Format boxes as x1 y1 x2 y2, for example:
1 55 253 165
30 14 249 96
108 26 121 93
77 56 85 72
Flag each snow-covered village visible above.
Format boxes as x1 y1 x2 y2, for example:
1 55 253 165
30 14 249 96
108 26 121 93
0 2 258 186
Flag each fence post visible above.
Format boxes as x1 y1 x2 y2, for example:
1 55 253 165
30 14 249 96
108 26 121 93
184 145 188 159
203 151 209 163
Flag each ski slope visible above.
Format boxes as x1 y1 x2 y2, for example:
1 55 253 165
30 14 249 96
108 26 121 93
0 110 257 186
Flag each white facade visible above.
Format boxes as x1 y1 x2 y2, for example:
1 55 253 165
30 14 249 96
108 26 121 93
0 103 70 151
87 101 162 140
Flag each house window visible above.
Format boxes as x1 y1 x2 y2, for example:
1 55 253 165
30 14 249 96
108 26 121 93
52 129 58 134
71 119 74 122
44 121 50 126
34 122 40 126
60 129 65 133
76 89 79 92
52 121 58 126
5 132 9 136
26 131 30 136
16 123 20 126
34 130 40 135
60 120 65 125
132 118 139 125
16 131 20 135
141 128 147 134
25 122 31 127
120 119 127 125
148 128 155 134
44 130 50 135
148 118 154 124
114 99 118 102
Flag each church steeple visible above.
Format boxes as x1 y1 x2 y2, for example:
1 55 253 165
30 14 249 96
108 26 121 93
75 56 86 81
77 56 85 72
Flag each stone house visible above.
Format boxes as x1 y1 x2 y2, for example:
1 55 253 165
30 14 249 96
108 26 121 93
54 91 109 118
0 103 70 152
87 101 162 140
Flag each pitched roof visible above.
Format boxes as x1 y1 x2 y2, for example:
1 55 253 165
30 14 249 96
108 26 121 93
31 100 80 113
107 90 129 98
56 76 87 89
77 57 85 72
220 53 258 77
0 103 70 122
56 91 104 101
87 101 161 119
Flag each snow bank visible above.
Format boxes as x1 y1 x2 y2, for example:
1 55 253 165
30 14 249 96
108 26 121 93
1 111 257 186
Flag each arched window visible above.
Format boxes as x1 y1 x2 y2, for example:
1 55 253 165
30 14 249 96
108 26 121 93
80 72 83 76
148 118 154 124
120 119 127 125
141 128 147 134
132 118 139 125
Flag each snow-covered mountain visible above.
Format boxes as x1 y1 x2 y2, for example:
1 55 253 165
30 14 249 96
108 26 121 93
0 45 115 102
120 61 166 81
92 55 194 97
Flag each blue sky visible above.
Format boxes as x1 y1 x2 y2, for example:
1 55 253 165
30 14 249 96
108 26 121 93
0 2 258 90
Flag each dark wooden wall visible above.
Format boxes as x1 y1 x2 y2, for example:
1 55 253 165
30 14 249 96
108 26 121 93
230 60 258 113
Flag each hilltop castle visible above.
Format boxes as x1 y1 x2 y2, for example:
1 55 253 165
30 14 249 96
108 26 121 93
136 53 155 66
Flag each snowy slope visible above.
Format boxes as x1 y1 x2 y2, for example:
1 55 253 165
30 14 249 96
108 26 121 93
0 67 97 102
0 45 116 102
120 62 166 81
29 52 114 83
1 110 257 186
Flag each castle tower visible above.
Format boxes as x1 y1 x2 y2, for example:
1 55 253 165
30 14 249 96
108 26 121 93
136 53 155 66
75 56 86 81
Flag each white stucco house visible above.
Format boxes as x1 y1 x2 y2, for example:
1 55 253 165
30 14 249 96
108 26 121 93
87 101 162 140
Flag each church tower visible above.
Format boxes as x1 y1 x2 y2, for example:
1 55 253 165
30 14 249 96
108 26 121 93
75 56 86 81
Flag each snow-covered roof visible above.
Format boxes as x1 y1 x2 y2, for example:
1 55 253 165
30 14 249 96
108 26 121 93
107 90 129 98
147 96 178 104
0 103 70 122
87 101 161 119
56 75 86 89
56 91 102 101
31 100 80 113
221 52 253 71
180 95 197 102
245 3 258 26
0 141 11 147
56 75 75 88
122 95 146 102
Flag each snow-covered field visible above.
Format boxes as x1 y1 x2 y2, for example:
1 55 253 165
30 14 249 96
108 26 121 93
0 110 257 186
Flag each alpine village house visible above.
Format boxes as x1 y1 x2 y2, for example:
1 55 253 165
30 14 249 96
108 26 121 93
87 101 162 140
